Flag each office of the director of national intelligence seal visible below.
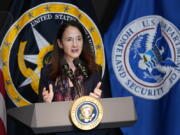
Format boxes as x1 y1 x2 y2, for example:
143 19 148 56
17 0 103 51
112 15 180 100
70 96 103 130
0 2 105 107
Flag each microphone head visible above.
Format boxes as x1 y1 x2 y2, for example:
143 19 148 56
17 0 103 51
73 58 81 66
73 58 88 79
61 59 74 80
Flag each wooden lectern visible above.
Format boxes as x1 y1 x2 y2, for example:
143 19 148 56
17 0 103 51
7 97 137 134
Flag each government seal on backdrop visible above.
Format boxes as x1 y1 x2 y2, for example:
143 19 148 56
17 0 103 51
0 2 105 106
112 15 180 99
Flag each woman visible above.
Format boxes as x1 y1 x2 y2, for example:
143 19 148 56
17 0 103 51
38 21 122 135
38 20 102 103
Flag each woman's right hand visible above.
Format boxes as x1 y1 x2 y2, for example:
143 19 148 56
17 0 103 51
42 84 54 103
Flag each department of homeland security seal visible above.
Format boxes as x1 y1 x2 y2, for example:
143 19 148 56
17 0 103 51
70 96 103 130
0 2 105 107
112 15 180 99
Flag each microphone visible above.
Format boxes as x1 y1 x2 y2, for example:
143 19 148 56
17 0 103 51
61 58 82 96
73 58 88 79
61 59 74 81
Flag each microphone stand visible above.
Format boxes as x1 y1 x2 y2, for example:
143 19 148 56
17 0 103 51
62 64 82 97
73 58 88 80
72 79 82 97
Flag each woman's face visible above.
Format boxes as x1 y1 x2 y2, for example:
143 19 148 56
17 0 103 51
58 26 83 61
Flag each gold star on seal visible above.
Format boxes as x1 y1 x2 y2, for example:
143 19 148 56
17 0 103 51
44 5 51 11
2 62 7 67
15 25 21 31
77 14 82 20
3 41 11 46
89 26 95 33
64 6 70 12
15 97 21 103
6 80 11 85
28 12 34 18
96 45 101 49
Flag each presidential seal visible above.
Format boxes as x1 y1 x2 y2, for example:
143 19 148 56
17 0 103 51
112 15 180 100
70 96 103 130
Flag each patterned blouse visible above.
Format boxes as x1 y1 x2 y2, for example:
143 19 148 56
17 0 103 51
53 74 85 101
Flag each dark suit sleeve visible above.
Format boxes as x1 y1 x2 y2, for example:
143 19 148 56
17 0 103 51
83 71 101 96
100 64 113 98
37 67 49 102
83 70 112 98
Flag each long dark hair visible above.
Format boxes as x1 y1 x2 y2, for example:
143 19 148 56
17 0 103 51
48 21 101 80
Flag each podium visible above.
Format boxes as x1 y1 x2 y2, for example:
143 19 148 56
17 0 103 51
7 97 137 134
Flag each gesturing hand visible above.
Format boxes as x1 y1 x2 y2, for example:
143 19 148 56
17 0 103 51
89 82 102 98
42 84 54 103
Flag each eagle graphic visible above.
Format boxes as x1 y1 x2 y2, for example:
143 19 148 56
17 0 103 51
131 23 179 82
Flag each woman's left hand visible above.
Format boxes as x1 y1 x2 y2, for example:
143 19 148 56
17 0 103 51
89 82 102 98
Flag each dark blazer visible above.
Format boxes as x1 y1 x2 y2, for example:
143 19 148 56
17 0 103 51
38 65 103 102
